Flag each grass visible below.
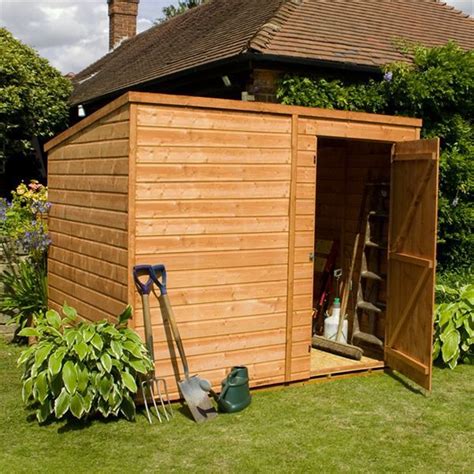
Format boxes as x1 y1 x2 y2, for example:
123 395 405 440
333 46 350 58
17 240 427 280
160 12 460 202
1 338 473 473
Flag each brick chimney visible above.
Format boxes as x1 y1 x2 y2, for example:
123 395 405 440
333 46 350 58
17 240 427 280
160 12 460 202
108 0 139 50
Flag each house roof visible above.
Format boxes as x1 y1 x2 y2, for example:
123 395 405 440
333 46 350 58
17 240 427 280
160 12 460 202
71 0 474 106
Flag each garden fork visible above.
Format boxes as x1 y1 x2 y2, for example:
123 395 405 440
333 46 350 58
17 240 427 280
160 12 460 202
133 265 172 424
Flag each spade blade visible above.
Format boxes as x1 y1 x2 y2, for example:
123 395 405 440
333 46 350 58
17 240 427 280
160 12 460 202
178 375 218 423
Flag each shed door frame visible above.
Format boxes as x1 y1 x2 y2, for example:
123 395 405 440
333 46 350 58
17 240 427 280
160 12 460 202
385 138 439 391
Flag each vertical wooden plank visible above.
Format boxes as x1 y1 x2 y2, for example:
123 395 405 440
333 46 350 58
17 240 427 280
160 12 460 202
128 104 137 328
285 115 299 381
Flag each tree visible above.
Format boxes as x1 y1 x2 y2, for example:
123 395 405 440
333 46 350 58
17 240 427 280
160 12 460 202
0 28 72 180
160 0 208 22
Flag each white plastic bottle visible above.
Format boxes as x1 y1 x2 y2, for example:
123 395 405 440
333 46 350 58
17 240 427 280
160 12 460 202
324 298 348 343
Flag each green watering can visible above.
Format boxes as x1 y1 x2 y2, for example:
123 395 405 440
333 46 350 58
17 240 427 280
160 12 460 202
200 366 251 413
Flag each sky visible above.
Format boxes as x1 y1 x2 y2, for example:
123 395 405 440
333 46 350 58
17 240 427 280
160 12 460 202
1 0 473 74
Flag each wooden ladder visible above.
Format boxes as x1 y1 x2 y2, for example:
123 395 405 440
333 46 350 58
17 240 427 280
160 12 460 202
351 182 390 356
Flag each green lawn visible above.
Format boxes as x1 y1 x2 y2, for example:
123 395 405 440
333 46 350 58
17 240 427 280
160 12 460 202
1 338 472 473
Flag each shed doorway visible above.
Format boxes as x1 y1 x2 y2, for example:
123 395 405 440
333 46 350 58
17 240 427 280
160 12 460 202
311 138 392 377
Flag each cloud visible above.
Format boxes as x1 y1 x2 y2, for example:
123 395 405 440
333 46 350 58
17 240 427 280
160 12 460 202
1 1 109 73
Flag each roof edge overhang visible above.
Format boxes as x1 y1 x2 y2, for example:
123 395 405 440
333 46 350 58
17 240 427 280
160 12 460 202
46 91 422 152
70 51 383 107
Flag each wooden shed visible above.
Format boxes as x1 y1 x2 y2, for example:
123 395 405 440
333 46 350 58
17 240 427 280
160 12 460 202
45 92 439 397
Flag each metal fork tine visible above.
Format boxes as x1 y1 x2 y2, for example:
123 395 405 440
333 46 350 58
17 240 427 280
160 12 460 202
155 378 170 421
148 380 163 423
141 381 153 424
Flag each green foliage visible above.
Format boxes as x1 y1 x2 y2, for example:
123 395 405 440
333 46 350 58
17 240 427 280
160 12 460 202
0 181 50 334
159 0 208 22
17 304 153 424
277 42 474 272
434 283 474 369
0 259 47 331
0 28 72 162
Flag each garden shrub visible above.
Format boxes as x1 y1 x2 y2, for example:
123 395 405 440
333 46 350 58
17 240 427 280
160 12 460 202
0 181 50 334
18 304 153 423
433 283 474 368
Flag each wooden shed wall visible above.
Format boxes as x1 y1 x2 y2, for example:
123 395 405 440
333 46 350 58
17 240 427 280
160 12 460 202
48 105 131 321
46 92 422 399
131 104 294 395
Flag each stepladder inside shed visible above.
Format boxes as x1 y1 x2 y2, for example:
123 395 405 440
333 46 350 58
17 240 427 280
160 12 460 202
44 92 440 398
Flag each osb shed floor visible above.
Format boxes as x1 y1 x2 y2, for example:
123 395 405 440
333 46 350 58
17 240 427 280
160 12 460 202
310 348 384 377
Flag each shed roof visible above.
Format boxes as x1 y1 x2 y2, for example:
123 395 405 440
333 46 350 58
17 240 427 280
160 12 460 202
71 0 474 105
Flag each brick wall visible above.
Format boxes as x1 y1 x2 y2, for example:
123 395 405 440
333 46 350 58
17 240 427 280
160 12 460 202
108 0 139 50
247 69 281 103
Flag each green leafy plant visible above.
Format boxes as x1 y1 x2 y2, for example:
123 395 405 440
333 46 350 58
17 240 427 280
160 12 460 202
433 283 474 369
0 181 50 336
18 304 153 423
0 259 47 331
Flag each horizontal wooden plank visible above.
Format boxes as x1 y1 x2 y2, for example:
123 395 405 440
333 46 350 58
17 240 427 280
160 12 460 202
136 146 291 164
297 166 316 184
72 121 129 144
146 265 288 289
49 190 128 212
48 175 128 193
389 252 434 268
135 199 290 218
151 343 286 378
300 119 419 141
48 157 128 175
48 288 118 323
147 329 287 359
49 273 127 316
295 199 314 216
295 216 314 232
137 312 287 343
49 219 128 248
291 341 311 359
294 263 313 280
135 163 291 182
136 181 290 200
51 232 128 267
137 280 287 307
50 204 127 231
135 216 289 236
294 279 313 295
295 247 313 264
49 140 129 161
137 127 291 149
296 183 315 200
295 231 314 248
137 105 292 133
293 325 312 343
132 297 287 325
49 260 127 302
49 246 127 282
293 310 312 327
294 294 313 312
134 248 288 270
136 233 288 254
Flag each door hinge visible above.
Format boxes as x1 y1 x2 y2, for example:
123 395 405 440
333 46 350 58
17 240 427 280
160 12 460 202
313 154 317 164
309 252 315 262
308 344 312 353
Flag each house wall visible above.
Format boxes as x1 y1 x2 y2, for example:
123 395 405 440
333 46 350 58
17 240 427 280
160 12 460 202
47 105 131 321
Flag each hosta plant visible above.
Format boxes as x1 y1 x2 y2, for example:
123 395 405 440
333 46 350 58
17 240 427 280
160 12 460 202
433 284 474 369
18 304 153 423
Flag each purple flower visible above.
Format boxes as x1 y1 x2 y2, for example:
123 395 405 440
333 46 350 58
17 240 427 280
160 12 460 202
384 71 393 82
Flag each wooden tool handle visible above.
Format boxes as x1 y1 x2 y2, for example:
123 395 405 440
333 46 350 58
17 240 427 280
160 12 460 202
159 293 190 379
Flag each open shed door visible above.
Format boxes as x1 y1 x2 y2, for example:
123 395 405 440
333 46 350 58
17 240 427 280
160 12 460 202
385 138 439 391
